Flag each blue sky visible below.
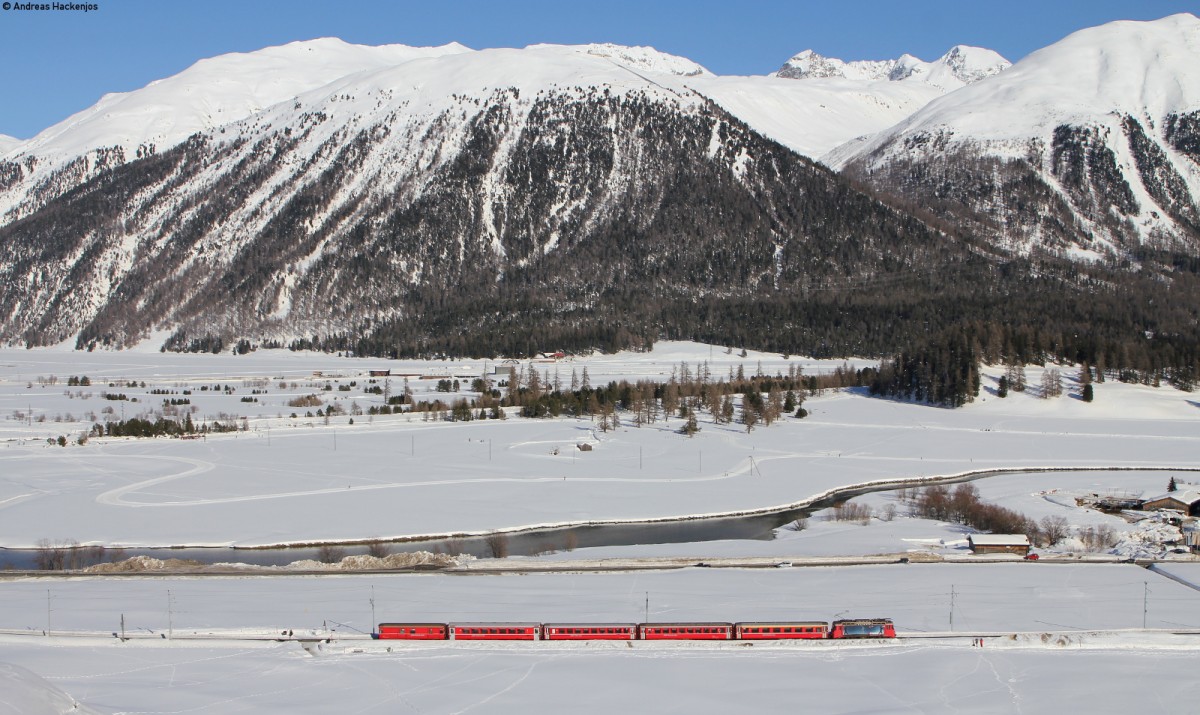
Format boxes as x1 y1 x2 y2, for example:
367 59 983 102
0 0 1195 139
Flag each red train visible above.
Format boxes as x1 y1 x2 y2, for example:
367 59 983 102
375 618 894 641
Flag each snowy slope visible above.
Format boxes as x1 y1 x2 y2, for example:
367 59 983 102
14 38 472 161
0 134 21 156
775 45 1011 91
834 14 1200 156
0 38 472 221
526 42 711 76
679 74 942 160
829 13 1200 255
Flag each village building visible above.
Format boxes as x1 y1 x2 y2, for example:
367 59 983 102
967 534 1031 556
1142 490 1200 517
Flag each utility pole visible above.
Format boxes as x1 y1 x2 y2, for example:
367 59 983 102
370 586 376 635
1143 581 1148 629
949 585 956 632
168 589 173 640
46 589 51 637
639 446 643 470
645 592 649 623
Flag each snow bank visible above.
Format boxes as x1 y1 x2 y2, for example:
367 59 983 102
283 551 464 571
82 551 466 573
83 555 203 572
0 662 98 715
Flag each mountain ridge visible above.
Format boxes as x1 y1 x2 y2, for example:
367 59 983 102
773 45 1011 91
830 12 1200 257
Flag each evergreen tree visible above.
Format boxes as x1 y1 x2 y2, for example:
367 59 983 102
679 407 699 437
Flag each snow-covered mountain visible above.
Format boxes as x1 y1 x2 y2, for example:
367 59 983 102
0 38 939 225
0 43 985 351
775 46 1011 91
1 20 1197 358
0 135 20 155
830 13 1200 257
0 38 472 222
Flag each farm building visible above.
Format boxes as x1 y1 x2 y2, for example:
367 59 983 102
1142 490 1200 517
1183 520 1200 553
1096 495 1144 512
967 534 1031 556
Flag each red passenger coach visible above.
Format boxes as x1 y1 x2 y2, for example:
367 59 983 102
639 623 733 640
735 622 829 640
829 619 896 639
375 623 448 640
448 623 542 641
543 623 638 640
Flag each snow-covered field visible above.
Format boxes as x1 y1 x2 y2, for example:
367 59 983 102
0 343 1195 549
2 565 1200 713
2 341 1198 712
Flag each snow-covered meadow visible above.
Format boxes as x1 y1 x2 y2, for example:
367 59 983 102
0 342 1195 550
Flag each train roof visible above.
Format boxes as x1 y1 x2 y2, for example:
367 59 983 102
542 623 639 628
378 622 447 627
735 621 828 627
640 622 734 627
449 622 542 628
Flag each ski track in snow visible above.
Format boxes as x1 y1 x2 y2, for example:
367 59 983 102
89 456 215 506
91 459 759 508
